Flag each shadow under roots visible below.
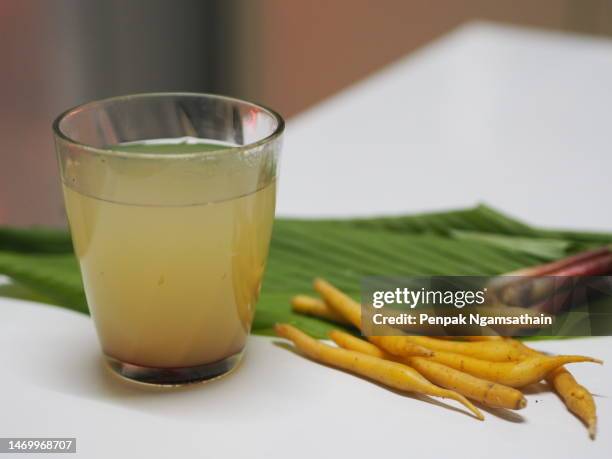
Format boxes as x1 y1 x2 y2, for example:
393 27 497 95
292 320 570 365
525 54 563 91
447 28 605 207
475 402 525 423
521 382 549 395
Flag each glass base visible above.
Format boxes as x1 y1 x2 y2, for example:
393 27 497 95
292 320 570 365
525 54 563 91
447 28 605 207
105 350 244 386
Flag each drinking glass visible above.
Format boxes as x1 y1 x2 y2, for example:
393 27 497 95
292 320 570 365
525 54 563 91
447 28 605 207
53 93 283 385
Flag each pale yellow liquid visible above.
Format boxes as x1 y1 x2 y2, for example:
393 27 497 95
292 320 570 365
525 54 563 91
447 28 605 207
63 142 276 368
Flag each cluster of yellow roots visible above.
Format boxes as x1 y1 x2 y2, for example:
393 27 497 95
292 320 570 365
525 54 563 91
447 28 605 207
277 278 601 438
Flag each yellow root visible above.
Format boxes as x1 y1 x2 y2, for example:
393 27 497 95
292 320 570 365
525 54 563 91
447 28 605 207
509 339 598 438
291 294 349 324
330 330 526 410
313 278 432 356
547 366 597 439
313 278 362 328
275 323 483 420
389 336 526 362
428 350 601 388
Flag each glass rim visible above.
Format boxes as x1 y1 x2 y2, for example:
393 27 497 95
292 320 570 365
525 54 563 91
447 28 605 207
52 92 285 160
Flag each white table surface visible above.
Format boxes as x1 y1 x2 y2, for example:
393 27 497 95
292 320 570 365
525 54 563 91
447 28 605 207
278 21 612 232
2 21 612 458
1 299 610 458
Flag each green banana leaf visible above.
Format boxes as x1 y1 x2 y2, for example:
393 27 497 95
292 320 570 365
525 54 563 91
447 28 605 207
1 204 610 338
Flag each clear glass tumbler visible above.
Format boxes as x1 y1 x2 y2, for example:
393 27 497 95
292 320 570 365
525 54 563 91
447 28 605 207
53 93 283 385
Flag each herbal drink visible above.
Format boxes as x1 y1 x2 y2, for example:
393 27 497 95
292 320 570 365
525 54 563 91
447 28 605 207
62 138 276 370
54 93 283 385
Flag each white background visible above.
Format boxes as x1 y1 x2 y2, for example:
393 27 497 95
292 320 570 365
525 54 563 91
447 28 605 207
278 22 612 231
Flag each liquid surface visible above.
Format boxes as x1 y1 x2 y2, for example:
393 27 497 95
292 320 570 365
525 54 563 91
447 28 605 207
63 139 276 368
114 137 233 154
